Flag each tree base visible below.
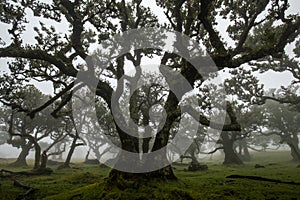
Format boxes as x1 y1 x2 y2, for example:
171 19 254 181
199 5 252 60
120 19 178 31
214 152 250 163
9 161 28 168
238 154 251 162
223 154 243 165
106 165 177 190
57 164 71 170
187 162 208 171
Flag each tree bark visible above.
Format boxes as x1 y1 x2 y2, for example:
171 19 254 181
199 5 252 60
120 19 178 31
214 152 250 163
107 124 176 183
142 137 152 153
107 68 186 182
62 136 77 168
10 143 31 167
108 165 176 189
40 151 48 169
27 136 41 170
237 139 251 162
287 142 300 162
283 134 300 162
221 132 243 165
33 144 41 169
242 144 251 161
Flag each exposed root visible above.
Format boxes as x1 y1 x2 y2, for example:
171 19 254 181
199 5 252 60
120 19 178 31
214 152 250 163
0 168 53 178
13 179 36 200
226 174 300 185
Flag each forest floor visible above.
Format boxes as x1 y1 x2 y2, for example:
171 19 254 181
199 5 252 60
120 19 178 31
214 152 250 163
0 151 300 200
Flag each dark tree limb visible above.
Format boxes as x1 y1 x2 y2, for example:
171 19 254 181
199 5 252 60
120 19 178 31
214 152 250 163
13 179 36 200
182 105 241 131
260 95 300 105
0 169 52 177
13 179 33 190
198 0 227 55
28 81 75 118
226 174 300 185
60 0 87 59
200 147 224 154
0 45 77 76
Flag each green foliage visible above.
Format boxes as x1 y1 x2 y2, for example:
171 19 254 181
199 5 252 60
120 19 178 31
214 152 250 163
225 68 264 104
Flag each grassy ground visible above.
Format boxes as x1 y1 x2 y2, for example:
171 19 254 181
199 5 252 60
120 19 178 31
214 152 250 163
0 151 300 200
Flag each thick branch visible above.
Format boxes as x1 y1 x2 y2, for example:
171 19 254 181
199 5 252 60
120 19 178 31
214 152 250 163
233 18 300 68
28 81 75 118
60 0 87 59
183 105 241 131
198 0 227 55
200 146 224 154
0 45 77 76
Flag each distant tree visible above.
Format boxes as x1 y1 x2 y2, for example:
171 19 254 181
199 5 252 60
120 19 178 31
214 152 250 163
51 140 67 160
78 99 117 162
57 108 86 169
193 81 243 165
223 66 300 161
251 37 300 109
0 85 68 170
233 104 266 162
247 132 281 152
5 85 57 168
263 100 300 161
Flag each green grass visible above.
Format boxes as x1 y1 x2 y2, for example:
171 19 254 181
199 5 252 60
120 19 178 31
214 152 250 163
1 151 300 200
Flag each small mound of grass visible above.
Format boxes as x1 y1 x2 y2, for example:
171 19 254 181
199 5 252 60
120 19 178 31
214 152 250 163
44 179 195 200
63 172 102 184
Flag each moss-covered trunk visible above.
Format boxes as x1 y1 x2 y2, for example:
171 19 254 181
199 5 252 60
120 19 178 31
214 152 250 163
107 115 177 183
106 85 180 182
108 165 176 186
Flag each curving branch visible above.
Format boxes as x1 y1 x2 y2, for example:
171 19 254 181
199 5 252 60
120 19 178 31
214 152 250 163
28 81 75 118
182 105 241 131
198 0 227 55
0 45 77 76
60 0 87 59
232 17 300 68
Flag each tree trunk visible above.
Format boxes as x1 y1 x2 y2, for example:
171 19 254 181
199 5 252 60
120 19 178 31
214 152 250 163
62 136 77 168
94 148 101 160
107 92 179 183
85 149 90 162
237 139 251 162
31 139 41 170
243 144 251 161
221 132 243 165
10 143 31 167
108 165 176 189
107 125 176 184
284 135 300 162
40 151 48 169
142 137 151 153
287 142 300 162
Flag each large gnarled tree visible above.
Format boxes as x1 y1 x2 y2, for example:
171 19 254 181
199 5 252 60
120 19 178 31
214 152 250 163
0 0 299 183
